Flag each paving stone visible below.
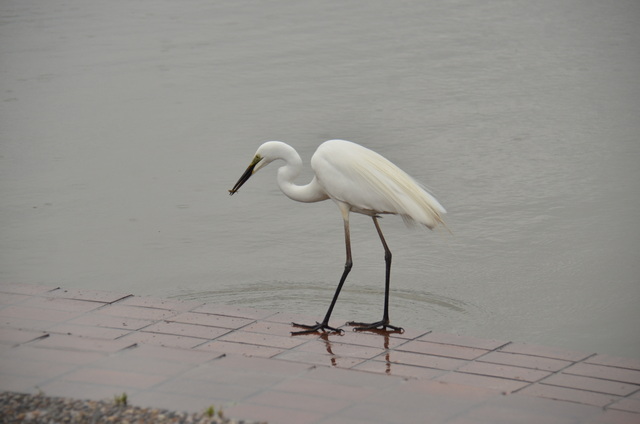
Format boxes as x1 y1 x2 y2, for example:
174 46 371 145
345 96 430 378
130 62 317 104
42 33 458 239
271 377 380 401
436 372 529 393
95 304 177 320
225 403 323 424
608 396 640 414
275 350 366 369
63 367 167 389
218 330 308 349
0 293 29 305
398 340 489 360
563 362 640 385
0 283 58 295
193 303 275 320
22 296 106 312
123 343 223 364
540 372 639 396
0 328 48 345
377 349 467 370
49 288 131 304
120 331 208 349
142 321 231 339
168 311 254 329
478 350 572 372
585 354 640 370
353 359 446 379
518 383 620 408
29 333 136 353
498 342 592 362
457 361 551 382
247 390 353 415
196 340 285 358
419 332 508 350
119 296 204 311
49 323 131 340
0 305 84 323
69 312 155 331
296 339 386 359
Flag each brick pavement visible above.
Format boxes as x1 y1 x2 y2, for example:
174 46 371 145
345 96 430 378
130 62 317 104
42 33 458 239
1 283 638 423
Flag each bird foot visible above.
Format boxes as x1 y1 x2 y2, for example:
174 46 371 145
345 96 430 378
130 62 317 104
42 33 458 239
346 320 404 334
291 321 344 336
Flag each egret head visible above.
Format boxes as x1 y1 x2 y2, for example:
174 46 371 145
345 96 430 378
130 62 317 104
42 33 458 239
229 142 281 195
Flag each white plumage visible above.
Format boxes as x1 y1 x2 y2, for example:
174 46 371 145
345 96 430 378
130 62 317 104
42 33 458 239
229 139 446 334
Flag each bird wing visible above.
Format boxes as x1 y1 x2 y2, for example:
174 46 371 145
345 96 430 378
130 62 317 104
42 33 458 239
311 140 446 229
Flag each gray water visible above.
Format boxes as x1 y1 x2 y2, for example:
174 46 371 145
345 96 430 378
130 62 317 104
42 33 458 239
1 1 639 358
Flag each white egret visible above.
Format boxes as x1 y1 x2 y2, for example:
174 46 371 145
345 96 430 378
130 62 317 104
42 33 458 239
229 139 446 335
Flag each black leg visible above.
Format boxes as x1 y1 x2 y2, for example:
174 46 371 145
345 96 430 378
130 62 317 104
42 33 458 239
291 215 352 335
347 216 404 333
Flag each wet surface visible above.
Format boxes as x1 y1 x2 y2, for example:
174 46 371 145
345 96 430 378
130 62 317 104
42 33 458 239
1 1 639 357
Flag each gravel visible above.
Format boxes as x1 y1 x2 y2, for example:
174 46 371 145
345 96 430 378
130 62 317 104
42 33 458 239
0 391 266 424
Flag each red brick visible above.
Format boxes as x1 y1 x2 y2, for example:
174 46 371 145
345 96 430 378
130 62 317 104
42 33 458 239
398 340 488 360
458 361 551 382
379 350 467 370
563 363 640 385
479 350 571 372
436 372 529 393
499 342 591 362
519 383 620 407
197 340 284 358
541 373 639 396
142 321 230 339
419 332 507 350
169 311 254 329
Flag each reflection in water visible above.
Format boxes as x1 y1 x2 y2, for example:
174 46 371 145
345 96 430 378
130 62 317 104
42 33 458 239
313 329 394 373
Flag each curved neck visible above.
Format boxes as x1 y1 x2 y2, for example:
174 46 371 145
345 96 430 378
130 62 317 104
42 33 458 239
275 145 328 203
